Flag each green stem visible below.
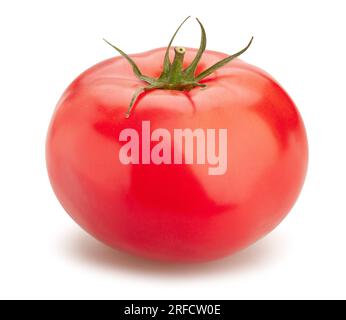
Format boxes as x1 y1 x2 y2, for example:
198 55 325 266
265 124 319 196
168 47 186 84
104 18 253 118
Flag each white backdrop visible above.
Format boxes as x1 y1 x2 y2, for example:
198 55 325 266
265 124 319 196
0 0 345 299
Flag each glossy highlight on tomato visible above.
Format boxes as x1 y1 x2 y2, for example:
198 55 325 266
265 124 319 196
46 18 308 262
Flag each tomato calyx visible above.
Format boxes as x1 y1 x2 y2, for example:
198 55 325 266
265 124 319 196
104 17 253 118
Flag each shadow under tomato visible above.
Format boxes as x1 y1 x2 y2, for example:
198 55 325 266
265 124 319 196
59 228 287 278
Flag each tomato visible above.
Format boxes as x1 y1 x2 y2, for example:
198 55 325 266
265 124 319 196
46 18 308 262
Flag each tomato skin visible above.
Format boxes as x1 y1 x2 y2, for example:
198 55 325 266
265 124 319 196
46 48 308 262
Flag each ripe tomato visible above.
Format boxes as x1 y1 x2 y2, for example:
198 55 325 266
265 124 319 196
46 18 308 262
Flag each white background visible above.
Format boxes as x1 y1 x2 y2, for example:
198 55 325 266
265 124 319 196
0 0 345 300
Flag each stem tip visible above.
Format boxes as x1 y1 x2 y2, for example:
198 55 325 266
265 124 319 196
175 47 186 54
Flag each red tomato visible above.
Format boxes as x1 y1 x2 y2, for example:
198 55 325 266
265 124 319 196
46 20 308 262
